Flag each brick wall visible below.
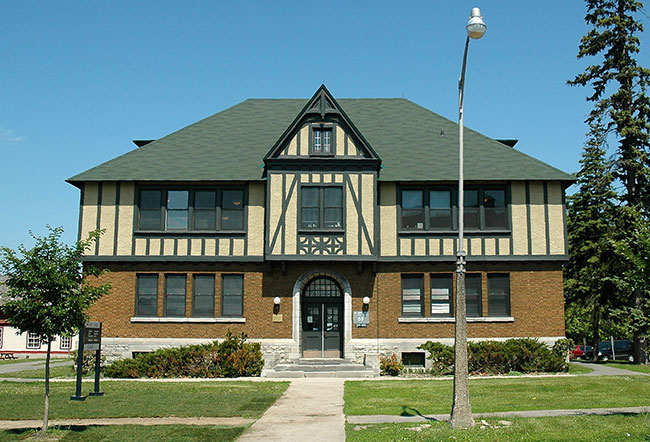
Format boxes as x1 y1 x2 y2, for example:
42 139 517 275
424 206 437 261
86 260 564 341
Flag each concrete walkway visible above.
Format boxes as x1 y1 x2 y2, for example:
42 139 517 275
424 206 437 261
0 417 253 430
571 361 650 376
236 378 346 442
348 405 650 424
0 359 72 375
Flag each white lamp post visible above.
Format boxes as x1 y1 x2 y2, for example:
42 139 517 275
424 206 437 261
450 7 486 430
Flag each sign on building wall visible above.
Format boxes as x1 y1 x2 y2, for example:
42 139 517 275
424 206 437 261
353 311 369 328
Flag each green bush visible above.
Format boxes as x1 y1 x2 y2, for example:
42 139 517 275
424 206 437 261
419 338 568 376
103 331 264 378
553 338 574 360
379 353 404 376
418 341 454 375
71 350 106 375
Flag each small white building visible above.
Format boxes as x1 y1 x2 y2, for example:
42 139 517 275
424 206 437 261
0 276 78 358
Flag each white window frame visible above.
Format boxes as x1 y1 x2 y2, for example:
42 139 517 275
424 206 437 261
27 332 41 349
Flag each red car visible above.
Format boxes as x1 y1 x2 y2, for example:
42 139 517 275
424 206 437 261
571 344 593 360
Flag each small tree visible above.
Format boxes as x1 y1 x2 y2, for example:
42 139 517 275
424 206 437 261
0 227 111 434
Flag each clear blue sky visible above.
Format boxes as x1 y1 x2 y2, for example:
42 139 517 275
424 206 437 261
1 1 647 250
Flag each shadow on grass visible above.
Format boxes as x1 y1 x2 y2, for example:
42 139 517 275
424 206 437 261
400 406 444 421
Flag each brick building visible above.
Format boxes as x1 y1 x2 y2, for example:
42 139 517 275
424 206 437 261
68 86 573 368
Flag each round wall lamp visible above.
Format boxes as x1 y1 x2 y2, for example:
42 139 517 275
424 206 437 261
273 297 281 305
363 296 371 305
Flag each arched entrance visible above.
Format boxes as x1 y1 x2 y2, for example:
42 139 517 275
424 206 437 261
301 276 343 358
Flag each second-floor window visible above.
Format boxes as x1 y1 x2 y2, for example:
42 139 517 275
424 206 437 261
399 187 508 231
300 186 343 230
137 188 245 232
311 127 334 155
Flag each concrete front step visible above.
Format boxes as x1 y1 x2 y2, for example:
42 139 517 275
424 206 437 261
263 370 377 378
262 358 378 378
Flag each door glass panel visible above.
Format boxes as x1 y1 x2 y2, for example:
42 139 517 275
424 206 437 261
304 305 321 331
326 305 339 331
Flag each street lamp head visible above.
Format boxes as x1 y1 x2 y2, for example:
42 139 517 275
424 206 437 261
466 7 486 39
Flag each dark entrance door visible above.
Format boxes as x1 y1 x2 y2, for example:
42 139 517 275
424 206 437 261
302 277 343 358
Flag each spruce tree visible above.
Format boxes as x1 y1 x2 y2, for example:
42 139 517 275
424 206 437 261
569 0 650 362
565 119 617 359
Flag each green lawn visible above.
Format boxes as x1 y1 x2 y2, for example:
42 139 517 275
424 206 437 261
568 363 593 374
604 362 650 374
347 414 650 441
344 376 650 416
2 424 247 441
0 381 289 420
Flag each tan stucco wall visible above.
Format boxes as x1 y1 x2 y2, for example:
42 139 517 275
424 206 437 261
511 182 528 255
547 182 566 255
529 181 547 254
248 182 265 256
80 182 99 254
116 183 135 255
379 182 397 256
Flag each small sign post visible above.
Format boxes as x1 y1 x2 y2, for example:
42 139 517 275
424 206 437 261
70 326 86 401
70 321 103 401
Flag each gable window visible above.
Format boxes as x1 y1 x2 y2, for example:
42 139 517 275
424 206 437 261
27 332 41 349
60 336 72 350
136 274 158 316
311 127 334 155
300 186 343 230
488 274 510 316
399 186 508 231
137 187 245 232
430 274 453 317
165 274 186 317
401 274 424 317
222 275 244 317
193 275 215 317
466 274 482 317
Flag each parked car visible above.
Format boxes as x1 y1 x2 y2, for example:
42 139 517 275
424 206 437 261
571 345 593 360
597 340 634 362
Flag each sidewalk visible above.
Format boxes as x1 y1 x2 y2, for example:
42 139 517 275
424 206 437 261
571 361 650 376
237 378 346 442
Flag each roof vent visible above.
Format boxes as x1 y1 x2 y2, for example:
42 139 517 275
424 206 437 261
133 140 156 148
495 139 518 148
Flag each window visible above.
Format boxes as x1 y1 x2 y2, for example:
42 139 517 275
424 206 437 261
430 274 453 317
300 186 343 230
222 275 244 317
27 332 40 349
137 188 245 232
466 274 482 317
0 327 3 348
193 275 215 317
484 189 507 229
399 186 508 231
136 274 158 316
165 274 186 317
221 190 244 230
488 274 510 316
311 127 334 155
402 190 424 229
60 336 72 350
430 190 453 229
401 274 424 317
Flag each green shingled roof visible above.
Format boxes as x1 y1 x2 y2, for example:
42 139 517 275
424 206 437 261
68 98 574 184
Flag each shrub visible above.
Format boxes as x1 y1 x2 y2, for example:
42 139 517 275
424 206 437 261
71 350 106 375
553 338 574 361
380 353 404 376
103 331 263 378
419 338 569 376
418 341 454 375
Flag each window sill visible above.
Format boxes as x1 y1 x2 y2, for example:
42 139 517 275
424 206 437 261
299 229 345 235
398 316 514 323
130 317 246 323
134 230 246 236
398 229 511 235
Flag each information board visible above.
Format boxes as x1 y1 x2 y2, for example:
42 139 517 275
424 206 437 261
83 322 102 351
353 311 369 328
